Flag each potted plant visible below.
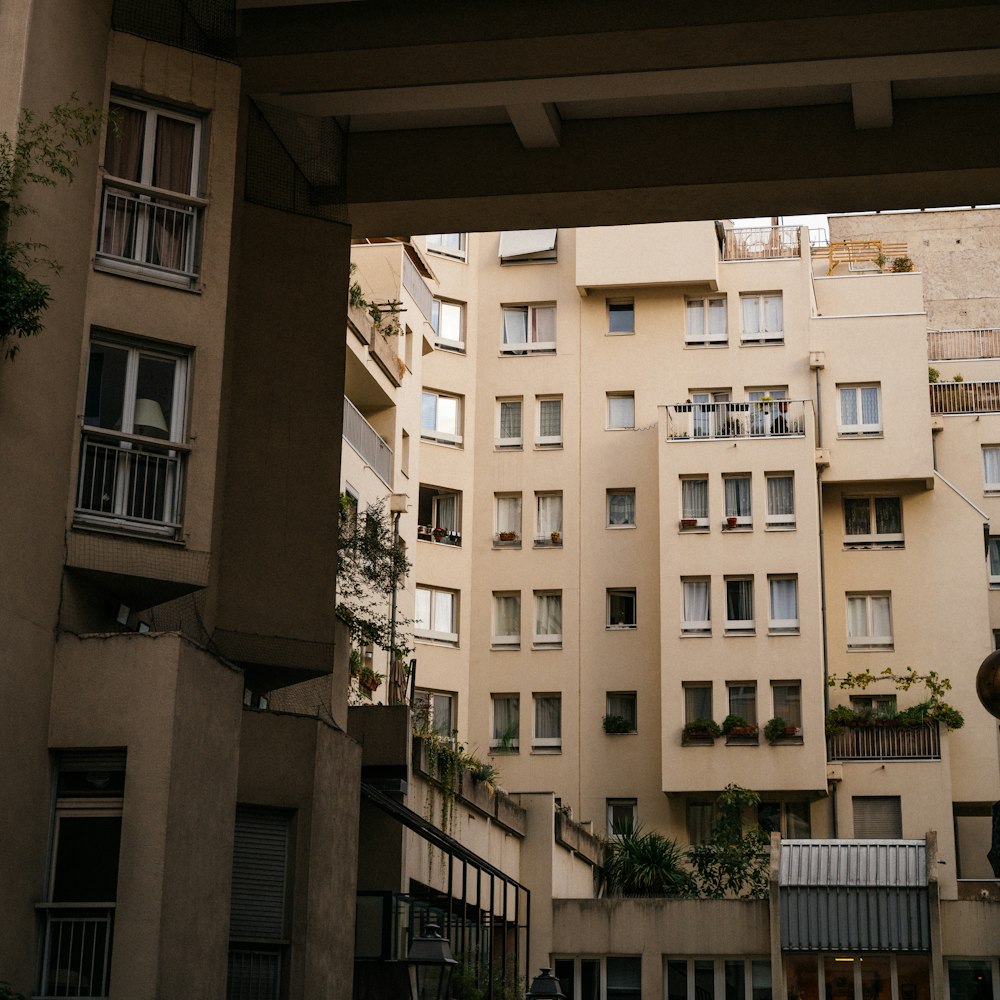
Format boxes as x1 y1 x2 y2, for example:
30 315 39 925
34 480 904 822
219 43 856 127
349 648 363 679
497 531 517 543
550 530 562 545
890 256 914 272
417 525 433 540
682 718 721 745
432 526 446 542
680 518 697 528
356 663 384 693
603 714 633 734
722 714 758 742
764 717 801 744
726 516 738 528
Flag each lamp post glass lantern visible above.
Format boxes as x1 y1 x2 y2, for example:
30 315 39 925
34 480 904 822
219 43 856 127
406 922 457 1000
527 968 566 1000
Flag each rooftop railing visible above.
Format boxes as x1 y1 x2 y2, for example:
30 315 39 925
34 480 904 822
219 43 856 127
827 722 940 761
929 380 1000 414
928 328 1000 361
665 400 807 441
723 226 801 261
343 397 393 486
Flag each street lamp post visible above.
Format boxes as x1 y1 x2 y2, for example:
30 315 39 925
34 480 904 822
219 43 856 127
406 922 457 1000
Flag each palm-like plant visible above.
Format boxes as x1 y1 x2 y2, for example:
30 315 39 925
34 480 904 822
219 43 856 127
599 825 696 898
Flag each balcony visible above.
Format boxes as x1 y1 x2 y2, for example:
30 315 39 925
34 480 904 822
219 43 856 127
723 226 801 261
97 181 203 287
665 400 807 441
343 398 393 486
76 429 188 538
929 380 1000 414
928 328 1000 361
38 904 113 999
810 238 910 276
827 722 941 761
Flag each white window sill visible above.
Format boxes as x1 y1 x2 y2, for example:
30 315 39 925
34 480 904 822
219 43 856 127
607 523 637 530
768 628 800 636
420 435 463 448
531 746 562 754
606 624 637 631
532 642 562 650
434 340 466 353
847 644 894 652
838 431 883 439
606 426 636 432
684 340 729 348
94 258 200 292
681 629 712 637
724 629 756 637
765 522 797 531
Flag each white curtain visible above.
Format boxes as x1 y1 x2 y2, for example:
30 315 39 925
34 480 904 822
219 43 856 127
415 588 431 631
434 494 457 532
683 580 710 627
767 475 794 518
608 394 634 428
682 479 708 519
708 298 727 338
532 306 556 345
433 591 454 634
741 296 760 336
539 399 561 438
762 294 783 332
860 386 880 426
496 496 521 534
535 593 562 638
502 308 527 345
870 595 891 638
499 401 522 440
492 696 519 740
772 684 801 727
494 594 520 638
436 396 458 436
985 448 1000 486
840 387 858 426
724 477 751 518
769 578 798 624
686 300 704 338
535 696 561 739
609 492 635 525
437 301 462 342
537 494 562 536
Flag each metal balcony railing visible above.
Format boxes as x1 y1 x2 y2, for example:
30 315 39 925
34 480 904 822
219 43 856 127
38 905 113 999
929 380 1000 414
402 252 434 324
343 397 393 486
928 328 1000 361
97 181 202 283
76 430 186 537
227 946 281 1000
665 400 807 441
723 226 801 261
827 722 941 761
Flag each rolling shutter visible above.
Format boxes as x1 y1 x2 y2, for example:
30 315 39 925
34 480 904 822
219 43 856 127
230 805 290 940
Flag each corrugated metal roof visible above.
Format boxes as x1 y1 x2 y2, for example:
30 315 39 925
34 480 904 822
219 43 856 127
780 840 927 887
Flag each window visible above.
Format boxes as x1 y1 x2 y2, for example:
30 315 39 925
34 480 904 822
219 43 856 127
491 695 520 750
684 683 713 724
555 958 642 1000
984 447 1000 492
668 958 771 1000
758 801 810 838
846 592 892 648
740 292 783 343
431 298 465 351
680 477 709 527
534 591 563 646
499 229 557 264
686 296 727 344
765 473 795 527
850 694 897 716
413 689 455 736
533 694 562 749
839 383 882 435
99 97 203 286
681 579 711 635
728 683 757 725
724 474 752 527
77 334 189 538
686 802 716 845
493 593 521 646
607 958 642 1000
607 392 635 429
608 489 636 527
497 398 523 448
949 961 996 1000
536 396 563 446
607 589 637 629
690 389 733 438
535 492 563 544
501 304 556 354
606 692 637 732
768 577 799 633
608 300 635 335
414 586 458 643
494 493 522 544
990 538 1000 584
725 578 755 632
844 496 903 545
853 796 902 838
417 485 461 543
771 682 802 732
747 388 791 436
607 798 637 837
425 233 467 260
421 390 463 444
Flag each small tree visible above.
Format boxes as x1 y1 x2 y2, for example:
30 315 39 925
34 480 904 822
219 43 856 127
599 825 696 898
687 784 769 899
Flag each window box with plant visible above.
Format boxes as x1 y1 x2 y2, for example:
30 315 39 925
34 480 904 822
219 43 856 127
722 714 759 744
602 714 635 735
495 531 519 544
763 717 802 744
682 719 721 746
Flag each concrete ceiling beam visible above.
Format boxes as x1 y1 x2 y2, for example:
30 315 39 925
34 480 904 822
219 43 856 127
852 81 895 128
506 103 562 148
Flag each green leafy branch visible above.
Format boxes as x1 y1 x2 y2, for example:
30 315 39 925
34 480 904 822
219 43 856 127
827 667 964 732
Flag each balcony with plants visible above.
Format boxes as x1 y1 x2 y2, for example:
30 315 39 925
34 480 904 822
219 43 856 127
665 400 807 442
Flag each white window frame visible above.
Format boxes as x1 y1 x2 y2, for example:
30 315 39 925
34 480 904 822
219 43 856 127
414 586 459 644
607 392 636 430
724 577 755 633
984 447 1000 493
501 304 556 355
425 233 467 260
607 589 637 630
681 578 711 635
534 492 563 545
685 295 728 345
846 592 893 649
421 390 463 445
532 693 562 749
607 488 636 528
492 592 521 647
765 473 796 527
430 491 460 536
768 576 800 633
496 397 523 449
990 537 1000 585
680 477 709 528
413 689 455 736
606 798 638 838
843 495 904 545
727 682 758 726
723 473 752 527
431 297 465 351
533 591 563 647
838 383 882 436
607 299 635 336
490 694 520 750
536 395 563 447
740 292 784 343
494 493 522 544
